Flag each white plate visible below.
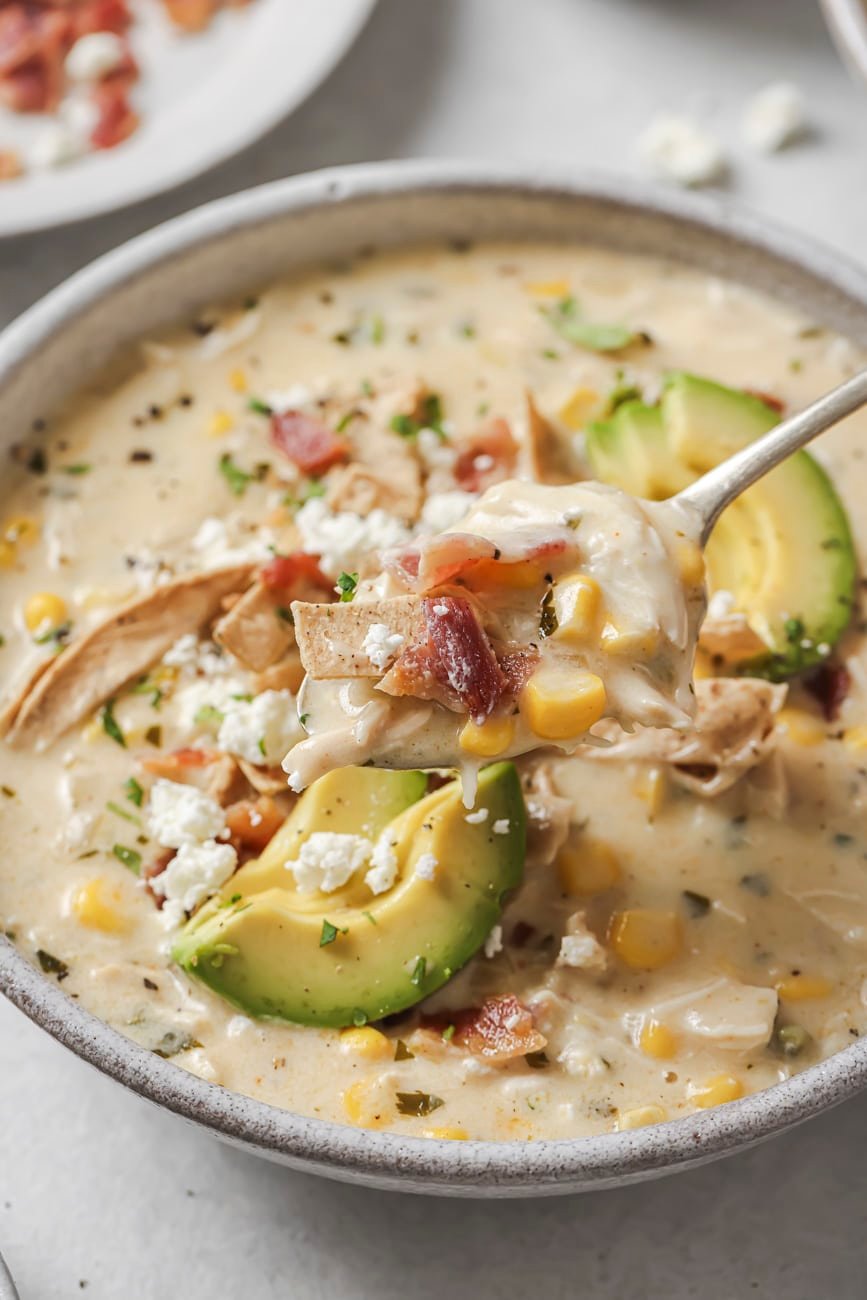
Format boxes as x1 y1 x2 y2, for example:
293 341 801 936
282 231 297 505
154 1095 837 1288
0 0 375 237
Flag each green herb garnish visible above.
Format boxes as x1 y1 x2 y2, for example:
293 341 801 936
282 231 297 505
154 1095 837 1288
248 397 273 417
541 296 637 352
112 844 142 874
218 452 252 496
390 393 446 440
394 1039 415 1061
539 587 558 638
682 890 711 918
107 801 141 827
320 919 348 947
409 955 427 987
194 704 224 728
124 777 144 807
335 571 358 602
145 724 162 747
101 699 126 748
61 463 91 476
36 949 69 980
153 1031 202 1059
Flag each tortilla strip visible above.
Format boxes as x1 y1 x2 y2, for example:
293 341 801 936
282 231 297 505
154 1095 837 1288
524 392 575 485
292 596 425 679
214 579 295 672
4 564 255 751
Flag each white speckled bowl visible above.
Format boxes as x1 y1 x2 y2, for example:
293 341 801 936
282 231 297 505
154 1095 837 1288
1 162 866 1196
0 1251 19 1300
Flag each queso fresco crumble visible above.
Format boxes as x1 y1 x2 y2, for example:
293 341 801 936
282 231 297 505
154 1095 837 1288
0 241 865 1141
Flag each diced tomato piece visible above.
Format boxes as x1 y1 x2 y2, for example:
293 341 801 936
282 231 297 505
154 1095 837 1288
270 411 349 476
224 796 285 855
422 596 505 723
804 661 851 721
90 81 138 149
141 747 220 777
454 417 518 492
260 551 330 594
430 994 546 1062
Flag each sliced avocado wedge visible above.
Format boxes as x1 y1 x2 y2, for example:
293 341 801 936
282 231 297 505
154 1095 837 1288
586 374 856 679
172 763 526 1027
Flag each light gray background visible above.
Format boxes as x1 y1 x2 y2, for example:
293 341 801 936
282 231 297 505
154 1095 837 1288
2 1 866 1296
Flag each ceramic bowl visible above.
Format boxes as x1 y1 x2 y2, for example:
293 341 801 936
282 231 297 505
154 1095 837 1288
822 0 867 88
1 162 866 1197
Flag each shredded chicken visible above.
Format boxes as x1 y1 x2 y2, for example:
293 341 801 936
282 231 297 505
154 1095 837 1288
587 677 787 796
523 764 573 868
3 565 254 750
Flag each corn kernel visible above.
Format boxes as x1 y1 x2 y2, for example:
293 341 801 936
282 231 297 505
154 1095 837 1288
558 386 602 431
675 540 705 586
80 717 104 744
71 878 128 933
557 838 621 895
842 725 867 753
616 1104 666 1131
339 1026 391 1060
600 622 661 658
229 368 248 393
639 1020 677 1060
459 715 516 758
608 909 683 970
341 1079 388 1128
777 708 825 747
633 766 667 819
207 409 235 437
551 573 602 645
4 515 39 546
524 278 571 298
521 668 607 740
0 539 16 569
691 1074 744 1109
423 1126 469 1141
776 974 833 1002
467 558 541 590
23 591 67 633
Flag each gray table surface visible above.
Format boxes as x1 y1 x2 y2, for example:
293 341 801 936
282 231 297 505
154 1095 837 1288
2 1 866 1296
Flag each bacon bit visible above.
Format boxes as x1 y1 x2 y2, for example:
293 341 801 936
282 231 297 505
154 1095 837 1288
804 661 851 722
498 647 541 695
450 995 546 1062
141 747 220 777
744 388 785 414
454 418 518 493
270 411 349 476
72 1 133 39
260 551 330 595
423 596 505 723
0 5 71 113
224 796 285 855
161 0 218 31
0 149 23 180
90 81 138 149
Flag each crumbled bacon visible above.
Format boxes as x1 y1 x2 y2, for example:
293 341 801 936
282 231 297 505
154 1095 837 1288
90 81 138 149
270 411 349 476
260 552 330 595
141 747 220 777
224 796 285 856
454 418 518 493
498 646 540 695
71 1 132 38
0 149 23 180
417 532 500 589
0 4 71 113
431 994 546 1062
804 661 851 722
423 596 505 723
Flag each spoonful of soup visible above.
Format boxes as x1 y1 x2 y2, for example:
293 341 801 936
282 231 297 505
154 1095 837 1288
282 370 867 795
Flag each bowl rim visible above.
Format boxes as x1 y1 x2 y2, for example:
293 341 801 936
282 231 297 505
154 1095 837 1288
2 159 867 1195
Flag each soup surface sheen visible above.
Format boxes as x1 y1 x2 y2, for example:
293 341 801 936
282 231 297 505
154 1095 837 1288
1 242 866 1142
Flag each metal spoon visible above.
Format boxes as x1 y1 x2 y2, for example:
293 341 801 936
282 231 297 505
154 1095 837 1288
677 369 867 545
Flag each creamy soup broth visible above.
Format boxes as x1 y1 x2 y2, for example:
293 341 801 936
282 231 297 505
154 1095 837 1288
1 242 866 1141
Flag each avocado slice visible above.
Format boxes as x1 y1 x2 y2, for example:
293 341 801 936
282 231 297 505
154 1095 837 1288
586 374 856 679
172 763 526 1027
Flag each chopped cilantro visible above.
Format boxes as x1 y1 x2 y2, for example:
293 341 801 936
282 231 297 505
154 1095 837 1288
541 296 637 352
34 621 72 651
247 397 273 417
409 955 427 987
320 918 348 947
194 704 224 728
442 1024 456 1042
112 843 142 874
106 800 141 827
275 605 294 625
218 452 252 496
394 1039 414 1061
124 777 144 807
299 713 310 727
361 909 377 926
36 949 69 980
784 616 805 644
101 699 126 748
390 393 446 441
257 737 267 759
153 1030 201 1059
335 571 358 602
61 463 91 475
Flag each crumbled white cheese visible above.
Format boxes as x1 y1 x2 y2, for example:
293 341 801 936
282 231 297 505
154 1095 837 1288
418 490 477 535
63 811 94 853
285 768 304 793
362 623 405 672
217 690 301 765
414 852 439 880
473 453 495 472
483 924 504 958
66 31 126 81
638 113 726 187
227 1014 254 1037
148 779 226 849
417 427 457 471
152 840 238 929
198 310 262 361
432 603 450 616
294 497 411 576
286 831 373 893
266 384 313 413
742 83 806 153
364 835 399 895
191 516 275 570
30 124 84 170
161 632 201 671
556 931 607 970
492 818 510 835
465 807 489 825
707 588 736 620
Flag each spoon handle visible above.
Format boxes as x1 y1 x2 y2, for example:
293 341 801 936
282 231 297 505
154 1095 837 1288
675 369 867 546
